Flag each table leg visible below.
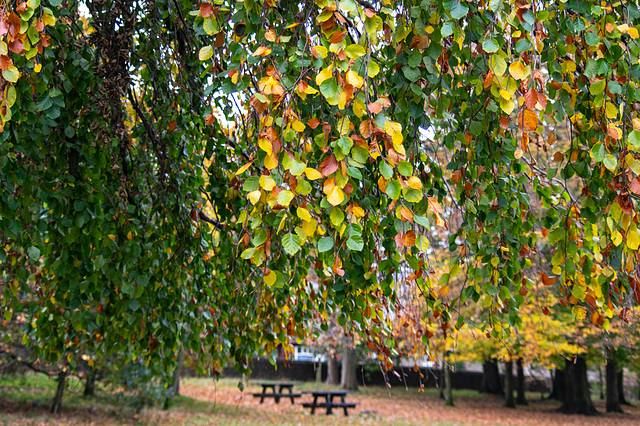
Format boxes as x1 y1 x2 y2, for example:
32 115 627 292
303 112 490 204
285 386 295 404
341 395 348 416
259 387 267 404
326 395 333 415
311 395 318 414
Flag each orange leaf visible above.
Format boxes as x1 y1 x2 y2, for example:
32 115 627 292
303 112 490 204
168 120 177 131
404 230 416 247
540 272 557 286
524 90 538 110
518 108 538 132
307 118 321 129
367 102 383 114
200 2 214 17
499 116 509 129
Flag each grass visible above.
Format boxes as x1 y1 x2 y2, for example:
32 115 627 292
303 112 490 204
1 374 640 425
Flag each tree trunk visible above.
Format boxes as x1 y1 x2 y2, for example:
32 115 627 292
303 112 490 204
340 337 358 390
169 349 185 397
444 357 454 406
83 367 96 397
606 355 622 412
504 360 515 408
516 358 527 405
50 371 66 414
326 351 339 385
439 361 445 399
549 367 565 401
559 356 597 415
618 369 630 405
599 366 604 400
480 358 503 395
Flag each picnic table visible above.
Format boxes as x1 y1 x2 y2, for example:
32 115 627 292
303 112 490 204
301 390 358 416
251 382 301 404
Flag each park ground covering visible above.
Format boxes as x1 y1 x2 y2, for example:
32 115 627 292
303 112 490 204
1 376 640 425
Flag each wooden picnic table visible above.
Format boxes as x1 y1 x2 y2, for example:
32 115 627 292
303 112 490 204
251 382 301 404
301 390 358 416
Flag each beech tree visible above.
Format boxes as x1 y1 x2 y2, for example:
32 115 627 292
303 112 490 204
2 0 640 416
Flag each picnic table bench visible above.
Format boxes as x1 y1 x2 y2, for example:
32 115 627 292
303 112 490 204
251 382 301 404
301 390 358 416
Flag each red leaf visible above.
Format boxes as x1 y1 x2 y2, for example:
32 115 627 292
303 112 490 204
200 2 214 18
8 39 23 54
319 155 338 177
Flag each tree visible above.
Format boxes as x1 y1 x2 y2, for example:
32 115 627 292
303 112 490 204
3 0 640 414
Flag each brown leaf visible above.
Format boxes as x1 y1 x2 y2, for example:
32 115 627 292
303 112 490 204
329 30 347 44
307 118 320 129
630 177 640 195
8 39 23 54
367 102 383 114
394 232 404 248
404 230 416 247
319 155 339 177
0 55 12 71
168 120 177 131
409 35 429 50
540 272 557 286
499 116 509 129
524 90 538 110
200 2 214 17
451 169 463 184
553 151 564 161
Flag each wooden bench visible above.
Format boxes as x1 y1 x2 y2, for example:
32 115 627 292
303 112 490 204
251 382 301 404
301 390 358 415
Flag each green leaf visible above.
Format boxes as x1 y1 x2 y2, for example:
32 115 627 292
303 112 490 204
199 46 213 61
330 207 345 227
398 161 413 176
320 79 341 105
385 180 402 200
444 0 469 20
346 235 364 251
129 299 140 312
282 233 302 255
604 153 617 171
482 38 499 53
2 66 19 83
629 130 640 149
591 142 605 161
318 237 334 253
27 246 40 261
380 161 393 180
414 215 430 227
590 79 606 96
585 32 600 46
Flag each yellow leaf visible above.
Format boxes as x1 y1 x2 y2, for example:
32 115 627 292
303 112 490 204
248 190 262 205
292 120 306 132
88 359 94 367
302 220 316 237
108 234 116 242
327 186 345 206
34 63 42 73
264 154 278 170
316 65 333 86
235 161 253 175
509 61 527 80
259 175 276 191
304 168 322 180
252 46 272 57
127 231 133 241
297 207 311 222
627 231 640 250
499 89 511 100
438 286 450 298
490 54 507 76
605 102 618 120
500 98 515 114
198 46 213 61
264 269 277 286
407 176 423 189
628 27 639 39
43 11 56 26
311 45 328 59
345 69 364 88
612 230 623 246
352 205 365 218
384 120 403 146
258 138 272 155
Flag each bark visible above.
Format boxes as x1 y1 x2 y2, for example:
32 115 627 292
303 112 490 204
516 358 528 405
50 371 66 414
171 350 185 396
504 360 515 408
480 358 503 395
439 361 445 399
599 366 604 400
444 359 454 406
559 356 598 415
606 355 622 412
548 367 565 401
83 367 96 397
340 337 358 390
618 369 630 406
326 351 339 385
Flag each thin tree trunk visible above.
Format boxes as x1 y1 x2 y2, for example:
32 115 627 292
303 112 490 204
340 337 358 390
171 349 185 396
83 367 96 397
606 355 622 412
504 360 515 408
618 369 630 405
439 361 445 399
326 351 339 385
559 356 597 415
480 358 503 395
599 366 604 400
444 355 454 406
50 371 66 414
516 358 527 405
549 367 565 401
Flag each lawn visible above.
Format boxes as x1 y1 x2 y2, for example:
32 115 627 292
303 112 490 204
1 374 640 425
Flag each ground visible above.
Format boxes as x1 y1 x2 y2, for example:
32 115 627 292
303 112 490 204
1 374 640 425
